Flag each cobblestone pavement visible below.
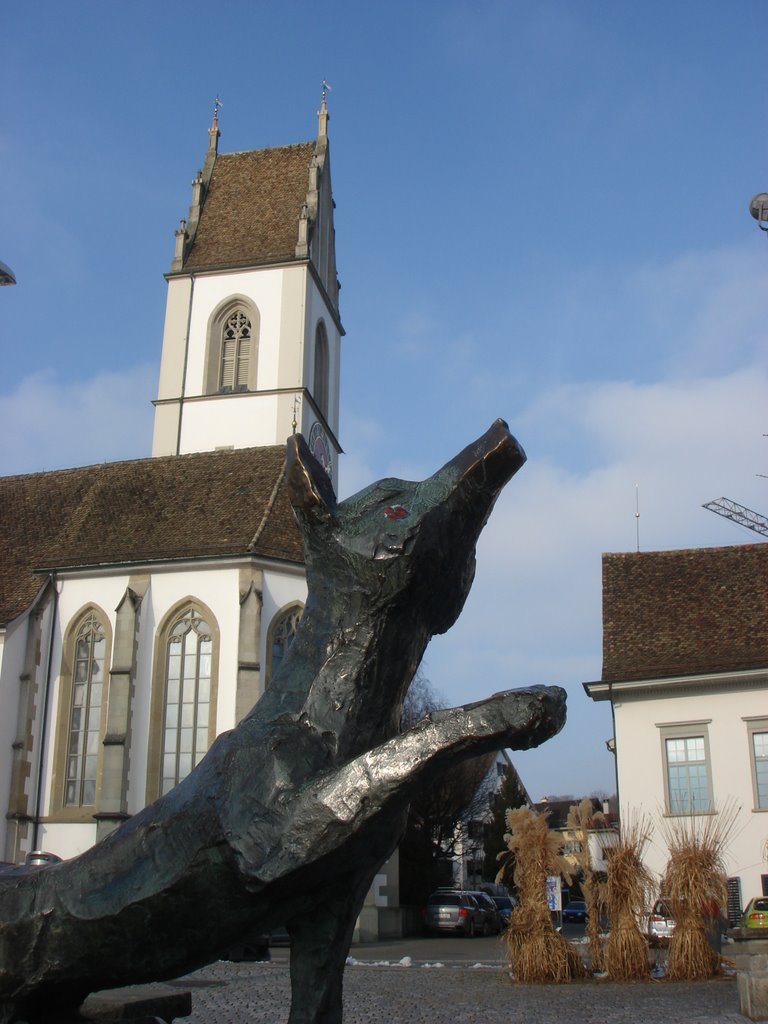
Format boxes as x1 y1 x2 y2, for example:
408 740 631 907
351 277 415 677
169 955 744 1024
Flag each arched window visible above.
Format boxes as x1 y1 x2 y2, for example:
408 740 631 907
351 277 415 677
313 321 329 418
161 609 213 795
220 309 251 392
65 612 106 806
266 604 303 687
147 601 219 802
204 299 260 395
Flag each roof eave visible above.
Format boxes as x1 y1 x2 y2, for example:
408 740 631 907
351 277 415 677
584 666 768 701
32 550 305 578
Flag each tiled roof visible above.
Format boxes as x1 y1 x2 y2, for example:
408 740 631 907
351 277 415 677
0 447 303 626
601 544 768 683
183 143 315 270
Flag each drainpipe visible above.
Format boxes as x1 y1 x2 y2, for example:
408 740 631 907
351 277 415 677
608 681 620 831
31 575 59 852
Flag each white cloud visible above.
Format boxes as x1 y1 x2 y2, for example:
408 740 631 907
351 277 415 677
0 366 155 475
418 364 768 799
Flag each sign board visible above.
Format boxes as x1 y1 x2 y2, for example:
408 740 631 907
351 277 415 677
546 875 562 912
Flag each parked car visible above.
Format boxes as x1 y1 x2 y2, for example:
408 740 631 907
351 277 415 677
646 899 675 944
490 894 516 927
562 899 587 923
422 890 487 936
467 891 503 934
742 897 768 929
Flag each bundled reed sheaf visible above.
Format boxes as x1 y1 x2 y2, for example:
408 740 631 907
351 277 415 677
603 815 654 981
659 807 735 981
496 807 587 983
566 798 606 973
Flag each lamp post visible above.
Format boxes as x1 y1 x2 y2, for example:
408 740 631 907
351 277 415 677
749 193 768 233
0 260 16 286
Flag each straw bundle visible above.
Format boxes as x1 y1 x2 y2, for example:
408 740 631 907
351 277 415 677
497 807 587 983
659 808 734 981
603 815 653 981
566 798 606 973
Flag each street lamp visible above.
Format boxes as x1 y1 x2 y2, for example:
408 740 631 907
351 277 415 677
749 193 768 233
0 260 16 286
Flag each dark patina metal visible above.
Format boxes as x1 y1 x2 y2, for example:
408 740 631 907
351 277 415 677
0 420 567 1024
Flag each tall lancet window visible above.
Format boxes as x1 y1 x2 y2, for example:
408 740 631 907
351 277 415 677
161 609 213 794
313 321 329 418
266 604 304 687
65 613 106 806
220 309 251 392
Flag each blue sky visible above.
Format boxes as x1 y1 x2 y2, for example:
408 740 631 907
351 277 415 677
2 1 767 801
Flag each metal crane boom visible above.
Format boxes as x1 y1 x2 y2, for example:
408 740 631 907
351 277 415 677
702 497 768 538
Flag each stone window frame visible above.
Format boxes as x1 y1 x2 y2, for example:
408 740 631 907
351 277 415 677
49 604 113 823
657 719 715 816
744 716 768 812
145 598 220 803
203 296 260 396
313 320 329 419
265 602 304 689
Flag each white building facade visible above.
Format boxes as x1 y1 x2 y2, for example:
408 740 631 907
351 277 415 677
585 544 768 916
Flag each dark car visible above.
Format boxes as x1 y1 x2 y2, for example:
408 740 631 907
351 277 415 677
467 891 503 934
491 894 516 927
422 890 486 936
562 899 587 923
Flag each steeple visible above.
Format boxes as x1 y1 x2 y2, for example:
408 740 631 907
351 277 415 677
202 98 222 187
170 101 221 272
317 81 330 155
153 99 344 489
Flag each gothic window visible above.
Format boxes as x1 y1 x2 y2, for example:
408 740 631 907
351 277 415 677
220 309 251 392
147 601 219 803
266 604 303 687
204 299 260 395
313 321 329 418
160 609 213 795
64 613 106 806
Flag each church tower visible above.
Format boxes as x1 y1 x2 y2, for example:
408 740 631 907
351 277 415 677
151 94 343 488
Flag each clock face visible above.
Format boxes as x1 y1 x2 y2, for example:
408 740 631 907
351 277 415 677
308 422 332 476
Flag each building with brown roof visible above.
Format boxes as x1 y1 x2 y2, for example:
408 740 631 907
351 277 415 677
584 543 768 910
0 98 344 878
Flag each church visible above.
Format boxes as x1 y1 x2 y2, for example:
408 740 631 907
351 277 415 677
0 98 347 875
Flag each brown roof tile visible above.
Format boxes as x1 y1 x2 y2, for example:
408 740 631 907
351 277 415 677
601 544 768 682
0 447 303 625
183 143 315 270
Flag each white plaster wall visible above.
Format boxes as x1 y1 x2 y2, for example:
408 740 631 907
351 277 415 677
615 686 768 901
184 268 287 396
36 821 97 860
178 394 283 455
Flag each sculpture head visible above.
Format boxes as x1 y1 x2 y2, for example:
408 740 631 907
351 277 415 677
287 419 526 637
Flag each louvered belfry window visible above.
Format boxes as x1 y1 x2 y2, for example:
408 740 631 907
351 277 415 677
220 309 251 391
64 613 106 806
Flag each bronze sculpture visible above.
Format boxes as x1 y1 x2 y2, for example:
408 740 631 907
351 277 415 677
0 420 566 1024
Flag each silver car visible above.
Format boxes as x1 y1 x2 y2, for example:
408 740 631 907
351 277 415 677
423 890 486 936
646 899 674 944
